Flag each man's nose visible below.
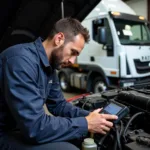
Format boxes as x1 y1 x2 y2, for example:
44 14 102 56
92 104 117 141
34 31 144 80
68 56 76 64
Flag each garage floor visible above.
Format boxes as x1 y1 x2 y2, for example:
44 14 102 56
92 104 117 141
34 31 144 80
63 92 79 99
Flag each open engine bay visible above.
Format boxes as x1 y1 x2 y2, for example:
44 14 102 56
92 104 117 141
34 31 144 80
69 86 150 150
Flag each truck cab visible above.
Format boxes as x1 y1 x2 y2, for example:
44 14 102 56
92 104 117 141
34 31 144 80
59 0 150 93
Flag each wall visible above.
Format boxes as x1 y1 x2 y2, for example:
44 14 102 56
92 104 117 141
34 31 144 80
126 0 147 19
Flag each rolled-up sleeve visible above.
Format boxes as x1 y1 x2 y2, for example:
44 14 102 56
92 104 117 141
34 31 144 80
4 56 88 144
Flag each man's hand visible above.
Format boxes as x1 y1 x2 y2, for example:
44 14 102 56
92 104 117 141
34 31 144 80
85 108 118 134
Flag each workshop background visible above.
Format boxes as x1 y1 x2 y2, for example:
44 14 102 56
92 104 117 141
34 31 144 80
1 1 150 149
63 0 150 99
0 0 150 114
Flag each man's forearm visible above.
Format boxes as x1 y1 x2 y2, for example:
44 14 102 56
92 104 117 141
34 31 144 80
47 100 90 118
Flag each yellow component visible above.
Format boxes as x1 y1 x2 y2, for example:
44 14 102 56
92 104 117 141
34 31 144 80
139 16 145 20
72 64 79 68
111 11 120 16
110 71 117 75
90 133 94 138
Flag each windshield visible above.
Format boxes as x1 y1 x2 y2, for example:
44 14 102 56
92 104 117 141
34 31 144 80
114 18 150 45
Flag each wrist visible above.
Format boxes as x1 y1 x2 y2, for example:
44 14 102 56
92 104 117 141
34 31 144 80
85 116 91 131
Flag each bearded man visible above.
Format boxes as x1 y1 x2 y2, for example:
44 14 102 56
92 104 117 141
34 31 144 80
0 18 117 150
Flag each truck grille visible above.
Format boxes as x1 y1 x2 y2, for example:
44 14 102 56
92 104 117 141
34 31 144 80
134 59 150 74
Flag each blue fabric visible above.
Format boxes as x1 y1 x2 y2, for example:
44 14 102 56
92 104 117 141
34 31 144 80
0 132 80 150
0 37 89 144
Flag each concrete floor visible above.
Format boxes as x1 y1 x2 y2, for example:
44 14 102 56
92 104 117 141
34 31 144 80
63 91 82 99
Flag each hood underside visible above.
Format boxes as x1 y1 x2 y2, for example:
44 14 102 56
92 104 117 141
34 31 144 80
0 0 101 52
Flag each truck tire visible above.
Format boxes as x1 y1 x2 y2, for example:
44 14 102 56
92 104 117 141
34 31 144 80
59 70 73 92
92 77 107 93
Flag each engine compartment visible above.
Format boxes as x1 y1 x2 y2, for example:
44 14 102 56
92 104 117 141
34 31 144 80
70 86 150 150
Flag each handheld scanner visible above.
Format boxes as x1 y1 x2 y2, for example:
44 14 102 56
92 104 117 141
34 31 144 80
101 100 129 124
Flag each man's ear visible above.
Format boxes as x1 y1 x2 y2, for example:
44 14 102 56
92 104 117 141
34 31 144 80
54 32 65 46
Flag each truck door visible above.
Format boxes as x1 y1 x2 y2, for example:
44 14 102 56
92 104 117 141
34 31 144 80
91 17 119 78
93 18 114 56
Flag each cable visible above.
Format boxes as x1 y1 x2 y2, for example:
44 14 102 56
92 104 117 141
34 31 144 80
114 124 122 150
123 112 144 141
120 121 124 136
82 98 90 109
113 128 117 150
98 124 123 150
113 121 124 150
116 126 122 150
98 132 110 150
113 140 117 150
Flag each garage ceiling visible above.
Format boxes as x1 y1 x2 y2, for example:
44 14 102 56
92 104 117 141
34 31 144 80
0 0 136 51
0 0 101 39
0 0 134 40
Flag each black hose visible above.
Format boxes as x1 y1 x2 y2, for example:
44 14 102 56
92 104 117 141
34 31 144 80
120 121 124 136
127 87 150 95
114 125 122 150
123 112 144 140
98 132 110 150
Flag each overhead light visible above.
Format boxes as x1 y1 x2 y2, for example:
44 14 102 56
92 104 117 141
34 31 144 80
111 11 120 16
139 16 145 20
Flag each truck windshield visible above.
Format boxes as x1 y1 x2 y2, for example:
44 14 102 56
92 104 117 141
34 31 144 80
114 18 150 45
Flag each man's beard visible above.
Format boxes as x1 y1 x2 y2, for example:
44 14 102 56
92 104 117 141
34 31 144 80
50 45 64 70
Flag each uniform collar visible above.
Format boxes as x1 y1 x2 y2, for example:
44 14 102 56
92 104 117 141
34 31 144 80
34 37 51 68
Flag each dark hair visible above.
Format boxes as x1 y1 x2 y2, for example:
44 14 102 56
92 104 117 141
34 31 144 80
48 18 90 43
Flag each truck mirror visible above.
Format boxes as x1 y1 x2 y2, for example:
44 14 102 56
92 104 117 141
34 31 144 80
148 23 150 29
97 27 107 45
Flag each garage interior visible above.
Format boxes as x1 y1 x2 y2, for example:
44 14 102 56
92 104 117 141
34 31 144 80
1 0 149 96
0 0 150 150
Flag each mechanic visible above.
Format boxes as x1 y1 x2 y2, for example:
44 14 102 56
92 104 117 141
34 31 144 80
0 18 118 150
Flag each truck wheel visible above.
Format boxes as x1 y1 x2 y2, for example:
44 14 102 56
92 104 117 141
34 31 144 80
59 72 72 92
92 77 107 93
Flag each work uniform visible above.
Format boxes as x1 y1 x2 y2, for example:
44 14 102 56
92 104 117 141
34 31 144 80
0 37 89 149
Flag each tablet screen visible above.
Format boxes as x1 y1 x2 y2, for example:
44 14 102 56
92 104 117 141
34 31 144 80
104 103 122 115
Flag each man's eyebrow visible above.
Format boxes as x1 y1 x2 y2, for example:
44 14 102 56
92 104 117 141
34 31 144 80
71 49 80 56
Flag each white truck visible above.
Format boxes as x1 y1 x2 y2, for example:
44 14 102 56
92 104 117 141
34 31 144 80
58 0 150 93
